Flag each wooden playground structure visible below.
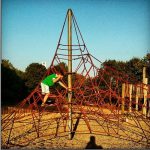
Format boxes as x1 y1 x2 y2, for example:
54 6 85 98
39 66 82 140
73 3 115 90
121 67 150 117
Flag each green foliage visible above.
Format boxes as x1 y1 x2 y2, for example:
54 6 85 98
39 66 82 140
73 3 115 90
103 60 127 74
24 63 46 93
103 55 149 83
1 53 150 106
2 60 14 70
126 57 144 82
54 62 68 75
1 59 27 106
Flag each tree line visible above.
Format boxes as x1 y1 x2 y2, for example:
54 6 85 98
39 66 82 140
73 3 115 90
1 53 150 106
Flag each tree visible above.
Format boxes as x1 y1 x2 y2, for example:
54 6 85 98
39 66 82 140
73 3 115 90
126 57 144 83
24 63 47 93
1 59 27 106
103 60 127 74
2 59 14 70
142 53 150 84
103 58 145 83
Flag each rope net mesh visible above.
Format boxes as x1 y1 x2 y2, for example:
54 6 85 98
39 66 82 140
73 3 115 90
2 10 150 148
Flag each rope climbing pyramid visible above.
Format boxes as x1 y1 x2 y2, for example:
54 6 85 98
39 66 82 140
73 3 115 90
2 9 150 148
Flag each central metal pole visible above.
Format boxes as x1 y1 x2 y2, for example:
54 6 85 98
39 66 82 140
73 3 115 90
68 9 73 139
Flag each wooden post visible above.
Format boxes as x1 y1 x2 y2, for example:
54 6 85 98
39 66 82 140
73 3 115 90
143 67 146 80
121 83 125 114
135 85 140 111
147 97 150 117
126 83 129 97
142 67 148 117
68 9 73 139
143 78 148 116
129 84 133 113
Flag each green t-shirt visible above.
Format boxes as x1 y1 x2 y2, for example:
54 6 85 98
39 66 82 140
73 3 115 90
42 74 57 86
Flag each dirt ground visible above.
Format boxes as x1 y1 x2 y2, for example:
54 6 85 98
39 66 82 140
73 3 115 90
16 134 148 149
2 110 150 149
2 132 148 149
2 134 149 149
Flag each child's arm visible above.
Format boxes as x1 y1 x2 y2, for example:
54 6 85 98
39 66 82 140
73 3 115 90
58 81 68 90
53 74 63 83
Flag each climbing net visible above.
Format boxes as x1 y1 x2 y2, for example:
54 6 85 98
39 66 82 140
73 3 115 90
2 10 150 148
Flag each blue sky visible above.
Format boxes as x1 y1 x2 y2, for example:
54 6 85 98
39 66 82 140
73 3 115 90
2 0 150 71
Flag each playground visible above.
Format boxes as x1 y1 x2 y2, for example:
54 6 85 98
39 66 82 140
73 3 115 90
2 110 149 149
2 9 150 149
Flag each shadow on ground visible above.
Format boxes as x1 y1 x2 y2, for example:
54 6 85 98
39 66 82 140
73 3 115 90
85 136 103 149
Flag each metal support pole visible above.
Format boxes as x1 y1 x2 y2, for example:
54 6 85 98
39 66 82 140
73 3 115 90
68 9 73 139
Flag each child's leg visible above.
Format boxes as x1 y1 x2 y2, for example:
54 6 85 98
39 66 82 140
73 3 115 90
43 93 50 104
41 83 50 106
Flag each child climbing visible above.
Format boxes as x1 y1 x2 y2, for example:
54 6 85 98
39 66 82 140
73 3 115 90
41 73 68 106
